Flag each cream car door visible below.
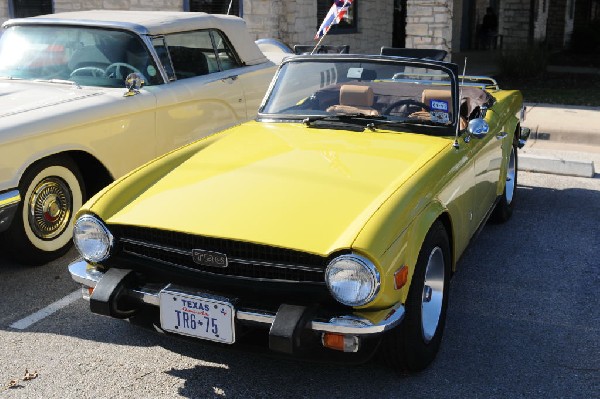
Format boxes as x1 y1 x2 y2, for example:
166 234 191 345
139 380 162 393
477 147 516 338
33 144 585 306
149 31 246 153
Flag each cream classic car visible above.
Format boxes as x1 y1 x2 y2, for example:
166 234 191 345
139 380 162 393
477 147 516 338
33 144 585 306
0 10 276 264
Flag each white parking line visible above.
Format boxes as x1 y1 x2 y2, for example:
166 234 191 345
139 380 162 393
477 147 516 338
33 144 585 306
10 290 82 330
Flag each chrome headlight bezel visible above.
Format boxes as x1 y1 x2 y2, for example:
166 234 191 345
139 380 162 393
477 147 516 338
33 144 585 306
73 214 114 263
325 254 381 307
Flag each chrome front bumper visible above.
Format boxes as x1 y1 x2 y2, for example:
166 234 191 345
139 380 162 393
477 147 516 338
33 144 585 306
0 189 20 233
68 259 405 336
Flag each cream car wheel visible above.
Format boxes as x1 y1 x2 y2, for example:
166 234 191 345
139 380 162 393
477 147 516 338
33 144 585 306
4 157 85 265
23 166 82 250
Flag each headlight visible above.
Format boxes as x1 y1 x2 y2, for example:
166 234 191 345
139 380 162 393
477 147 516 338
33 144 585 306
73 214 114 263
325 254 380 306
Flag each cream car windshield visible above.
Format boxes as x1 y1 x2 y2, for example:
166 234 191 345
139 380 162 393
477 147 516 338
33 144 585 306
0 25 161 87
261 59 457 128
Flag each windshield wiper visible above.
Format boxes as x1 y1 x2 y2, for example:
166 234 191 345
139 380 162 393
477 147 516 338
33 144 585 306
302 113 387 127
367 118 450 130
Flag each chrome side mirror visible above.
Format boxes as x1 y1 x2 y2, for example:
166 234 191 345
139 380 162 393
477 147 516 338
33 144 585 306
124 73 145 97
467 118 489 139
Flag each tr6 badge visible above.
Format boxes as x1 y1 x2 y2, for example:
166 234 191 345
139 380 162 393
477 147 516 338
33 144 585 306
192 249 228 268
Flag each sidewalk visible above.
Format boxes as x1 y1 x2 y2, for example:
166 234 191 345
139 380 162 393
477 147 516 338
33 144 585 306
520 103 600 178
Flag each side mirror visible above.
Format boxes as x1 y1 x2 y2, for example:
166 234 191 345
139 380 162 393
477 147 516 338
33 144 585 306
124 73 145 97
467 118 489 139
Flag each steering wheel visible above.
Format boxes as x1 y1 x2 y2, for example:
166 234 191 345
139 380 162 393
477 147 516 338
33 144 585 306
69 66 106 78
383 99 430 115
105 62 146 81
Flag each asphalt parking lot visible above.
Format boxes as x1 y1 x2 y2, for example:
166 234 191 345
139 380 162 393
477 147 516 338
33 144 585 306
1 171 598 398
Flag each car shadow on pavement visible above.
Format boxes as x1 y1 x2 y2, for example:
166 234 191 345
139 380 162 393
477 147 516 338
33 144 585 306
1 176 598 398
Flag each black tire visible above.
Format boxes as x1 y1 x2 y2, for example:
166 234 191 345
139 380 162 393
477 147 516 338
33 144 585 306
4 156 85 265
379 220 451 372
491 138 518 223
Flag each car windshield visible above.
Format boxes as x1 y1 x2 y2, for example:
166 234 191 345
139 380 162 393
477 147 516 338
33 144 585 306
0 25 162 87
260 58 458 128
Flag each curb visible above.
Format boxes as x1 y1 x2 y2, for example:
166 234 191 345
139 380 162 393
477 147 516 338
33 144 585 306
520 154 596 178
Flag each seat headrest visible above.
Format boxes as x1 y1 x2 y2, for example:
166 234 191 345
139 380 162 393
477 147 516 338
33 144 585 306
421 89 453 112
339 85 375 107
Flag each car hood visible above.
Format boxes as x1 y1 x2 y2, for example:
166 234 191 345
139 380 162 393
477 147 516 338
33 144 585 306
100 121 450 256
0 80 103 120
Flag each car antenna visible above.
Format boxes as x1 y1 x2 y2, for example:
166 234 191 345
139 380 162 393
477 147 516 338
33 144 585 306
453 57 468 149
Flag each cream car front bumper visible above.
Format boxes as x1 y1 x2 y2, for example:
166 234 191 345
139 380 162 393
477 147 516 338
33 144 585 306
0 189 20 233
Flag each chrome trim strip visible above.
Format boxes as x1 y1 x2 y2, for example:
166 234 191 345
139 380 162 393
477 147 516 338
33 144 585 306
121 249 325 284
68 260 404 336
120 237 325 273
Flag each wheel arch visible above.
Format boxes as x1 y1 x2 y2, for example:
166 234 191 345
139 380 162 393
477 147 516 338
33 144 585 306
402 204 455 299
17 151 114 202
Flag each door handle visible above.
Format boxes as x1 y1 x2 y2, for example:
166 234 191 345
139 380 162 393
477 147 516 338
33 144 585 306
221 75 238 82
496 132 508 140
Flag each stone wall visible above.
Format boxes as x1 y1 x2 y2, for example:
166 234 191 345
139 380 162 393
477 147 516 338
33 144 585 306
500 0 530 49
245 0 394 54
533 0 549 43
405 0 453 57
53 0 182 12
546 0 567 49
0 0 394 55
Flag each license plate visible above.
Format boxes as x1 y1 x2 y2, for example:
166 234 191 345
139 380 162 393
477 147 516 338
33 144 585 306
159 289 235 344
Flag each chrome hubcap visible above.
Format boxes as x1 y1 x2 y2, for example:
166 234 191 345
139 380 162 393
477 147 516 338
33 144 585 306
28 177 72 240
505 146 516 204
421 246 445 343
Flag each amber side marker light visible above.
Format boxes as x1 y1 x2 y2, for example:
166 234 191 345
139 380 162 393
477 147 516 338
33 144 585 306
81 286 94 300
394 265 409 290
322 333 360 352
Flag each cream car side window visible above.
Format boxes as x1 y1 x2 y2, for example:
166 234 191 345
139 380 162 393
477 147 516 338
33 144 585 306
160 30 241 81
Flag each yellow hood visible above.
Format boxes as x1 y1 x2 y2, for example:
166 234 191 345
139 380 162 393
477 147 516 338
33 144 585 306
100 121 450 255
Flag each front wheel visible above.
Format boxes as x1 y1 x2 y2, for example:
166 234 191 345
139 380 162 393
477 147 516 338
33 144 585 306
379 221 451 372
3 157 85 265
491 140 518 223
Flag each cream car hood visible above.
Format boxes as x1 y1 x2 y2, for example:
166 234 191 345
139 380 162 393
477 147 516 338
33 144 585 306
0 80 104 120
99 122 451 256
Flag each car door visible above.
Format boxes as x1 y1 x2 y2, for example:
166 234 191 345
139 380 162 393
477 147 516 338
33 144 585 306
148 30 246 153
471 109 504 225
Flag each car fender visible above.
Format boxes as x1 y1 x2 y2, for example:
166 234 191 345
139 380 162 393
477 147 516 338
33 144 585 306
357 200 450 309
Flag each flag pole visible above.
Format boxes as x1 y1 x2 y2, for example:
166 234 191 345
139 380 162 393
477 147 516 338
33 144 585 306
311 34 328 55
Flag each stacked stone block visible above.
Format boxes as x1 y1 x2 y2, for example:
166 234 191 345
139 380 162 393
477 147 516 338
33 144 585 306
405 0 453 56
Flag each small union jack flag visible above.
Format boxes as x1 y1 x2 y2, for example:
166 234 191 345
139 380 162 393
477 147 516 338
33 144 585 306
315 0 353 39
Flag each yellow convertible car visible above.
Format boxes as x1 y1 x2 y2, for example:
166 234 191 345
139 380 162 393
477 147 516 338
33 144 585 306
69 53 529 371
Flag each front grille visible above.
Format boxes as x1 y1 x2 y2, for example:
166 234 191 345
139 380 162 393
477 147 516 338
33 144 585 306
110 225 332 283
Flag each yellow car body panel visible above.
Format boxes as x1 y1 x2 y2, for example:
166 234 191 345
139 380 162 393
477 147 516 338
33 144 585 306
81 90 523 313
84 121 450 257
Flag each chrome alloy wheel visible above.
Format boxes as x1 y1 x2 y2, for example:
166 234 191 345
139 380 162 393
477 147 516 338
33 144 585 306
505 146 516 205
27 177 72 240
421 246 445 343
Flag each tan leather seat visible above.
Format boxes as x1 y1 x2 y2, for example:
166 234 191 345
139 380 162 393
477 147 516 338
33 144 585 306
327 85 380 116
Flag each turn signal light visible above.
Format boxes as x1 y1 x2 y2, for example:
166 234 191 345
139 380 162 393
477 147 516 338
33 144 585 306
81 286 94 300
394 265 408 290
322 333 360 352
